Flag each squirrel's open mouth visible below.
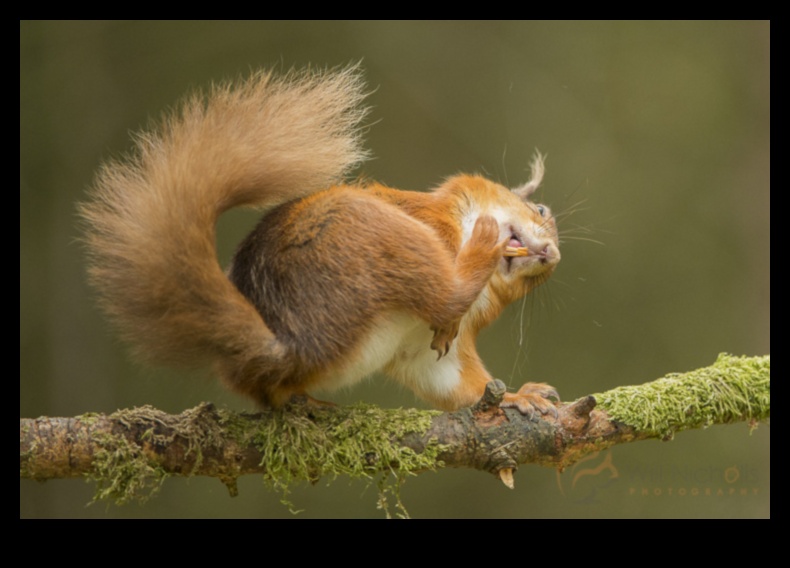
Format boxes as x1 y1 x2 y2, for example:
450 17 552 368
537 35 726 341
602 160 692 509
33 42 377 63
508 226 525 249
503 231 523 272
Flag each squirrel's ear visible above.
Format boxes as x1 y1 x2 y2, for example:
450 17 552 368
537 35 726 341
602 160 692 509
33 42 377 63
513 152 545 199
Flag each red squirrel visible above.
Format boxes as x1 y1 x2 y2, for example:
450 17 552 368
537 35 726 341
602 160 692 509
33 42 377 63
81 66 561 417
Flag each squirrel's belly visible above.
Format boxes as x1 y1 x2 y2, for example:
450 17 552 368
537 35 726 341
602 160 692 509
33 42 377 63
315 311 463 399
316 311 422 391
385 330 463 401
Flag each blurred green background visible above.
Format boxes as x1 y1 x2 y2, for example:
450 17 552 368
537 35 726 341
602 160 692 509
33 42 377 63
20 21 769 518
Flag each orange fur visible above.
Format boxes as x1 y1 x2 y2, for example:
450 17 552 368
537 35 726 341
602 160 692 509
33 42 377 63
81 66 561 415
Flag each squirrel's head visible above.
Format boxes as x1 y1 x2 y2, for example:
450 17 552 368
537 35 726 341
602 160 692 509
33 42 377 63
442 153 560 326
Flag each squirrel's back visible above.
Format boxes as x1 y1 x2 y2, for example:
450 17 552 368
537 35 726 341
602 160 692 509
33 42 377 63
81 66 370 381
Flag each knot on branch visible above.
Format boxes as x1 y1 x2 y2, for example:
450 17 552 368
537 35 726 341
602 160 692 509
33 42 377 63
473 379 507 412
557 395 597 435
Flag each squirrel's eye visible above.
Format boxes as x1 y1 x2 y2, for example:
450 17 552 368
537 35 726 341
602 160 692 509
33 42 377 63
536 205 546 217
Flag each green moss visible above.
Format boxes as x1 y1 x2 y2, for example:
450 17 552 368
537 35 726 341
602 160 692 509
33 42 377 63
88 402 443 512
90 431 168 505
88 405 217 505
594 354 770 439
77 412 102 426
245 403 444 516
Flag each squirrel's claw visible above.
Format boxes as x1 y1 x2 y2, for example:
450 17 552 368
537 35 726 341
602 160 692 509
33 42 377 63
430 322 459 360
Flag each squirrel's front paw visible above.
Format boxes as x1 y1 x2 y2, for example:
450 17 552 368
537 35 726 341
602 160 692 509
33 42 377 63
501 382 560 420
430 321 460 359
470 215 500 246
464 215 509 273
471 215 509 255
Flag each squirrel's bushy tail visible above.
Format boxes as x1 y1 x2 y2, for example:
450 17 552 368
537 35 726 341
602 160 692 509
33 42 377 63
80 66 369 376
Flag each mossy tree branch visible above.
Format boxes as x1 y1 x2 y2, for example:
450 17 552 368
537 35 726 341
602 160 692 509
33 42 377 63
20 354 769 505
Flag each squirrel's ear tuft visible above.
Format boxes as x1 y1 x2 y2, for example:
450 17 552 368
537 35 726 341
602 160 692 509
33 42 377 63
513 151 545 199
